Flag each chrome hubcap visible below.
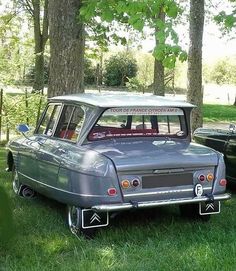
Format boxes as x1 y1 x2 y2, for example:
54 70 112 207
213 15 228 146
12 170 20 194
68 206 81 234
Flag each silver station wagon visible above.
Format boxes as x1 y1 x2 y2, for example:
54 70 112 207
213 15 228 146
6 93 230 236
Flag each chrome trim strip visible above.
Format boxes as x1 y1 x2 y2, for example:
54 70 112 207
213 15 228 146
195 136 227 143
124 187 212 198
18 172 105 198
92 193 231 212
153 168 184 174
118 167 216 175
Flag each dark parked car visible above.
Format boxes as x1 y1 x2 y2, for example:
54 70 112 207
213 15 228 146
6 93 230 236
194 125 236 183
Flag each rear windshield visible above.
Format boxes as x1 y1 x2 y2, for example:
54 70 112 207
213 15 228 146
88 107 187 141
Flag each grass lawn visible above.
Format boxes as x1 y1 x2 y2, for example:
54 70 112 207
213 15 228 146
0 148 236 271
203 104 236 122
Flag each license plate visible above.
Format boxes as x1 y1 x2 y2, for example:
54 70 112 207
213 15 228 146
199 201 220 215
82 209 109 229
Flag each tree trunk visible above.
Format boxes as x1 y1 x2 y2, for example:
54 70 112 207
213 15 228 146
153 59 165 96
153 11 165 96
48 0 85 97
32 0 48 92
33 42 45 91
187 0 205 132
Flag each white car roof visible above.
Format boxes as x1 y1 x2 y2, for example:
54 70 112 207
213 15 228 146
50 93 195 108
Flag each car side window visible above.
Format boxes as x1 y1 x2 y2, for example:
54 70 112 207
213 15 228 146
55 105 85 142
37 104 61 136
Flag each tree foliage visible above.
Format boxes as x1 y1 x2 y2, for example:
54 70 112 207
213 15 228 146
103 52 137 86
80 0 187 69
0 8 34 85
17 0 49 92
215 1 236 31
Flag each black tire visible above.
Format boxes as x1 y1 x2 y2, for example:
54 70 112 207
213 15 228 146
179 204 210 222
67 206 96 238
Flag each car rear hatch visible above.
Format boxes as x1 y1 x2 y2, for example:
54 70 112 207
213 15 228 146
88 138 219 203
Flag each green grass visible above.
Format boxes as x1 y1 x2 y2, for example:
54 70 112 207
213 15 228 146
203 104 236 122
0 148 236 271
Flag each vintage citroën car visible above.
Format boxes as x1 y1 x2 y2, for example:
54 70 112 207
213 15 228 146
6 93 230 236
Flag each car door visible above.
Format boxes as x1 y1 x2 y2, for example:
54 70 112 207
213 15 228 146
36 103 85 189
34 103 63 188
224 131 236 180
16 135 40 184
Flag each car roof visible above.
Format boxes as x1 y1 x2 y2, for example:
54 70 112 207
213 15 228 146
50 92 195 108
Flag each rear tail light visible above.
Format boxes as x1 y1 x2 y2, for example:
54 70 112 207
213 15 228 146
132 179 140 187
207 173 214 182
198 174 205 182
219 179 227 186
107 188 117 196
121 180 130 189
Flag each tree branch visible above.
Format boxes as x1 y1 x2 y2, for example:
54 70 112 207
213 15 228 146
31 0 42 47
42 0 49 46
19 0 34 17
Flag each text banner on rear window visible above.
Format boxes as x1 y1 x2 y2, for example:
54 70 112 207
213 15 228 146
103 107 184 116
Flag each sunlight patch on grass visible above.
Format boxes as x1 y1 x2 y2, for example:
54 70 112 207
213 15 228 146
96 247 116 269
203 104 236 122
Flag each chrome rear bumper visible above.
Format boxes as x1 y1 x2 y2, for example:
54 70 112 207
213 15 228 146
92 193 231 212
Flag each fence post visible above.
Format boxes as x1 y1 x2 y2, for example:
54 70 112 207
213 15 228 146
25 88 29 125
0 89 3 142
6 124 9 142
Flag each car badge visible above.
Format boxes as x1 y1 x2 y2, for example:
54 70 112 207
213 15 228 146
90 213 101 224
205 203 215 211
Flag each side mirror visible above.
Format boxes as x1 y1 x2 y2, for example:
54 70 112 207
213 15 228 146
17 124 30 134
229 124 235 133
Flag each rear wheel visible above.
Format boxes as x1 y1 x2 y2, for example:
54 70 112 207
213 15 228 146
67 206 96 238
179 204 210 222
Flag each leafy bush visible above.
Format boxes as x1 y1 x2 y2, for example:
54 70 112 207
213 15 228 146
130 53 154 92
127 77 146 92
104 53 138 86
204 58 236 85
84 58 97 85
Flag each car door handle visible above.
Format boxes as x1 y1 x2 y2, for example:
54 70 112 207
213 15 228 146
36 137 46 145
58 148 67 154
